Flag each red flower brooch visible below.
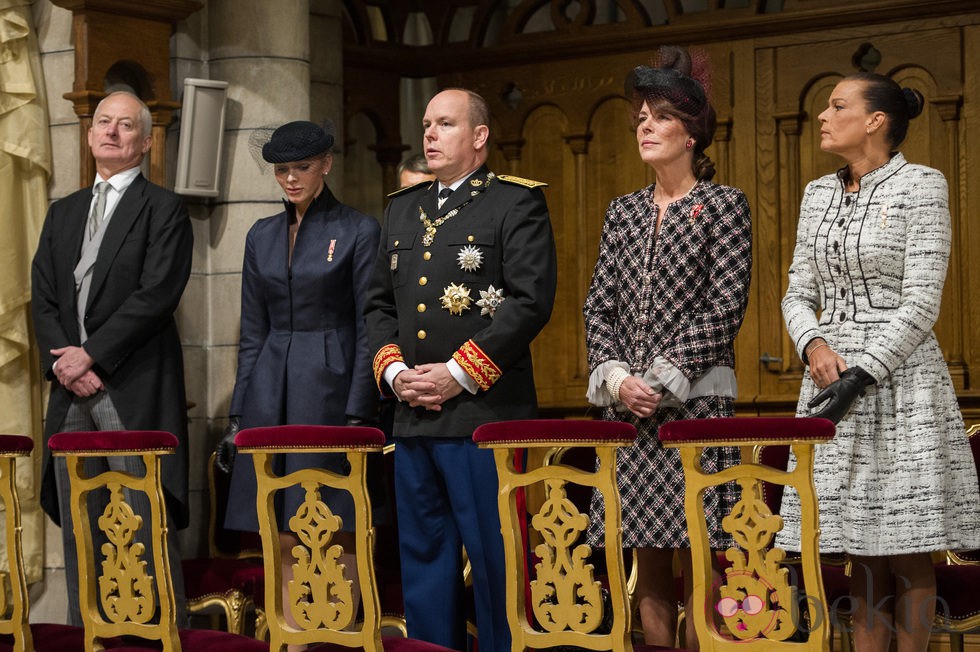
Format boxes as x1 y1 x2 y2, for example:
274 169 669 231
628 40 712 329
689 203 705 224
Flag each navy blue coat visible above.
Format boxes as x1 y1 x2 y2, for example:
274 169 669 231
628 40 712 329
225 187 380 531
229 187 379 425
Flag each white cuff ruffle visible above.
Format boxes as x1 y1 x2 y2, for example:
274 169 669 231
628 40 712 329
586 360 631 406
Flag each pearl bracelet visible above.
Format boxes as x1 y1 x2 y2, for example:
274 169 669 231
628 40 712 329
606 367 629 403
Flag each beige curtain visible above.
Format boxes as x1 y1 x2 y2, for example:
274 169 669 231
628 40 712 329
0 0 51 583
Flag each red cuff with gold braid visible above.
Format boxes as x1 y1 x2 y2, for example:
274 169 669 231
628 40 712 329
452 340 502 392
373 344 405 393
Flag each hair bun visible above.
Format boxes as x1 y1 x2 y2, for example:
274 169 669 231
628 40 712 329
657 46 692 77
902 87 924 119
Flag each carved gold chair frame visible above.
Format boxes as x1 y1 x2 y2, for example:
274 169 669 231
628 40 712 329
52 438 181 652
0 441 32 652
237 429 384 652
473 420 638 652
933 423 980 651
660 417 836 652
184 452 263 635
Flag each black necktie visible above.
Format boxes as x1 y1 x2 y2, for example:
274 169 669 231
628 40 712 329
438 187 452 200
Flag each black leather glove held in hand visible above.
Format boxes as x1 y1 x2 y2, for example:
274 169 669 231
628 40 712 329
215 415 241 474
345 415 379 428
807 366 875 424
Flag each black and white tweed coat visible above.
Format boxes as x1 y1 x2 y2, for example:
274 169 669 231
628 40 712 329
779 153 980 554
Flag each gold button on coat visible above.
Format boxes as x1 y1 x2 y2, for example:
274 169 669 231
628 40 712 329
467 235 475 242
423 251 432 260
394 240 400 247
417 303 426 312
419 277 427 286
417 330 426 339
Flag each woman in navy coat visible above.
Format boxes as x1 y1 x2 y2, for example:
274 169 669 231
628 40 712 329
217 122 380 640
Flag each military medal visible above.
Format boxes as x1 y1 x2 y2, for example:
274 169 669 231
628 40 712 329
418 172 495 247
327 239 336 262
457 245 484 272
477 285 505 317
390 253 398 271
423 224 438 246
440 283 472 315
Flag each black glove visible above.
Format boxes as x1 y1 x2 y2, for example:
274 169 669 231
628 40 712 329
345 415 378 428
215 415 241 474
807 367 875 424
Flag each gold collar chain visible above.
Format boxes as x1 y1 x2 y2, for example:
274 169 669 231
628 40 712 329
418 172 495 246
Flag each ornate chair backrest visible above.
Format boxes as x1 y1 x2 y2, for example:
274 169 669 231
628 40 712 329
0 435 35 652
48 430 181 652
235 425 386 652
660 417 836 652
207 451 263 559
947 423 980 565
472 419 637 652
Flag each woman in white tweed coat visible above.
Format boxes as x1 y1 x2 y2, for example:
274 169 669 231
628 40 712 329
780 72 980 652
584 47 752 648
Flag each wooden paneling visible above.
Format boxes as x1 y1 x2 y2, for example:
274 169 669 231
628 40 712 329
521 105 574 407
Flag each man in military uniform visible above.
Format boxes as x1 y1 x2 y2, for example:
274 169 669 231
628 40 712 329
366 88 557 652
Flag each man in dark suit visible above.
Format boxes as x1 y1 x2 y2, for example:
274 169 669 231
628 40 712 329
365 88 557 652
31 91 192 626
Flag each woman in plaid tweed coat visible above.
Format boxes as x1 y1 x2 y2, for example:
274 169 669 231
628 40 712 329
584 48 752 647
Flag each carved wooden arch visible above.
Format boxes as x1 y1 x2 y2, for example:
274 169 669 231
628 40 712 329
583 92 633 138
341 0 753 49
340 0 376 45
498 0 653 43
344 71 405 196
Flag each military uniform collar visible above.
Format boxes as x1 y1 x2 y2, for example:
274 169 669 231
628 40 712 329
436 166 493 216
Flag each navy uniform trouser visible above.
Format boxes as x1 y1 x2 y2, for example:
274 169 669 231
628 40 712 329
394 436 510 652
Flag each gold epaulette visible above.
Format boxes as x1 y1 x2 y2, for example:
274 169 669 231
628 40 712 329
496 174 548 189
387 180 433 198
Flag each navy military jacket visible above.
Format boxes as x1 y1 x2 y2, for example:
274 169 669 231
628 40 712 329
366 165 557 438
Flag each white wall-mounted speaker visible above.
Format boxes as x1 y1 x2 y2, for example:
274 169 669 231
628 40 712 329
174 78 229 198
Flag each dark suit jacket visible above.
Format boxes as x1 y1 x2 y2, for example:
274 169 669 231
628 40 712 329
31 173 193 528
229 187 380 427
365 166 558 437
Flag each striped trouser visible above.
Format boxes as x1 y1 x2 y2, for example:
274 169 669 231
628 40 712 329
52 391 188 627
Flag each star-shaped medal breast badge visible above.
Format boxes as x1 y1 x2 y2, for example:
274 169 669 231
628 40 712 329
477 285 506 317
440 283 473 315
456 245 484 272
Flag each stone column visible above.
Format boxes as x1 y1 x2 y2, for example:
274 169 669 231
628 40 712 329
310 0 345 190
203 0 312 435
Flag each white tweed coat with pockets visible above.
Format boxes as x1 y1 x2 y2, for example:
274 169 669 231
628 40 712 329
779 153 980 555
